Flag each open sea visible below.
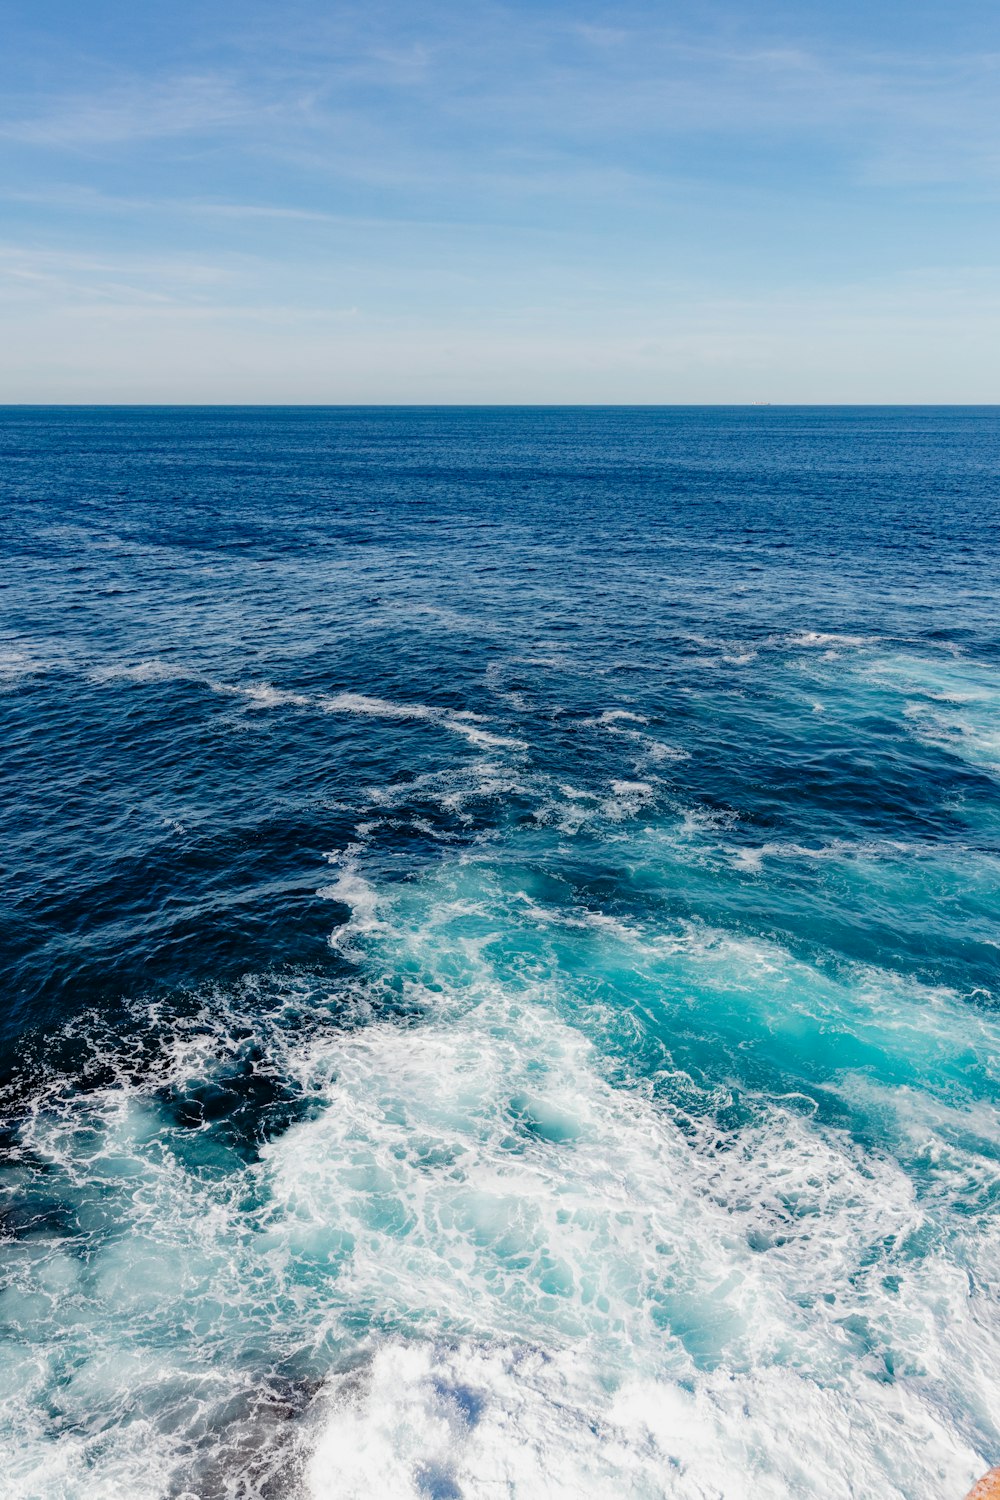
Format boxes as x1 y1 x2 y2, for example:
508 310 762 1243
1 405 999 1500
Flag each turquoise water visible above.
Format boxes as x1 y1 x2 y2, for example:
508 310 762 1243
1 406 999 1497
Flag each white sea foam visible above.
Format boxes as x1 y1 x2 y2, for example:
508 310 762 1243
446 719 525 750
863 655 997 706
583 710 691 770
322 691 442 721
271 983 993 1500
903 703 1000 773
86 664 526 752
224 681 312 709
4 845 999 1498
858 654 1000 775
365 762 536 826
319 853 386 954
88 657 199 684
0 644 59 688
636 738 691 764
675 804 735 838
484 660 532 710
89 660 310 711
305 1338 983 1500
727 836 919 873
589 709 650 725
322 691 527 750
601 779 656 820
3 924 997 1497
786 631 876 650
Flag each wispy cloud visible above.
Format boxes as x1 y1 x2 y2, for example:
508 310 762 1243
0 241 240 308
3 19 999 199
1 73 258 147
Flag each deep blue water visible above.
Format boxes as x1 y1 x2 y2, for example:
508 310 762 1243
1 406 999 1499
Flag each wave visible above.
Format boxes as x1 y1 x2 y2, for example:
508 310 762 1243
4 945 993 1497
79 663 528 754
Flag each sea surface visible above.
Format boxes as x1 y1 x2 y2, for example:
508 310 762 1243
1 405 999 1500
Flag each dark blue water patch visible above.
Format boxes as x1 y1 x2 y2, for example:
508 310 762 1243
0 969 393 1152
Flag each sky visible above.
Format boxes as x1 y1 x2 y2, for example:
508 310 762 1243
1 0 998 402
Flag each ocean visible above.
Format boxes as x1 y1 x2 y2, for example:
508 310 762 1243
1 405 998 1499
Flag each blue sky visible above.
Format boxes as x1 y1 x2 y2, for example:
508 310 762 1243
2 0 998 401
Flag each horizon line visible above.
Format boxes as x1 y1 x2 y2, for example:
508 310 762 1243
2 402 999 411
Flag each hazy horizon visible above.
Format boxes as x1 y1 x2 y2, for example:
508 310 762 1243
3 402 1000 409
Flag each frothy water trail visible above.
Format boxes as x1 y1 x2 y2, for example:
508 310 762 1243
279 972 995 1499
3 843 999 1497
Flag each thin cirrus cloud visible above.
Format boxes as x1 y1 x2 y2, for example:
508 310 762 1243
0 74 276 148
0 0 998 401
8 49 995 181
